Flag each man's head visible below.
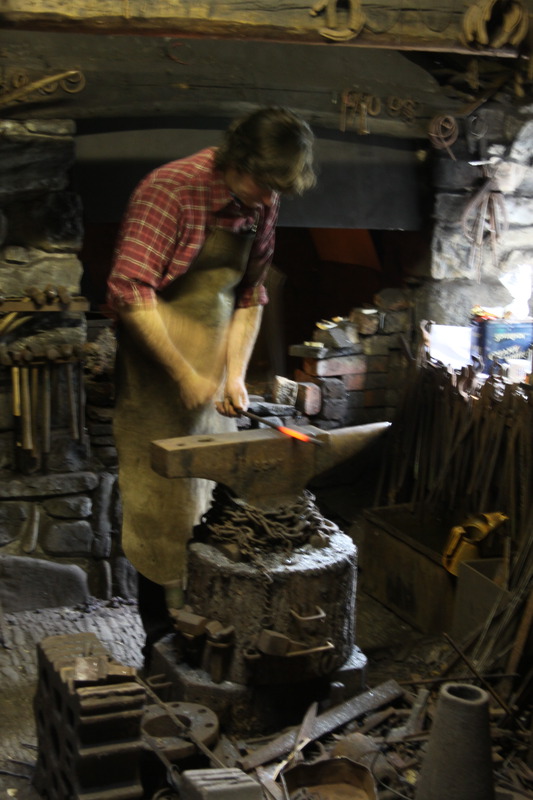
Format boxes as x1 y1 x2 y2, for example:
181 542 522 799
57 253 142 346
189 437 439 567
216 107 316 200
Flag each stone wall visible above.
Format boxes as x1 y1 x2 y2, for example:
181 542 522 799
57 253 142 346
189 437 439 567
413 108 533 326
0 119 131 612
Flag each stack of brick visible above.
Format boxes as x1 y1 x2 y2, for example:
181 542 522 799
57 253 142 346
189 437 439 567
284 289 413 430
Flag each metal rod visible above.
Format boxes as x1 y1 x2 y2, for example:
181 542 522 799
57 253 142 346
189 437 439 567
240 410 323 445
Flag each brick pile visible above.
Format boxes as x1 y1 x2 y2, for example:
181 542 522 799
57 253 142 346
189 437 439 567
283 290 413 429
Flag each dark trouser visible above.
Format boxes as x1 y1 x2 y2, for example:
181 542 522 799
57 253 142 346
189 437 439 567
137 572 173 670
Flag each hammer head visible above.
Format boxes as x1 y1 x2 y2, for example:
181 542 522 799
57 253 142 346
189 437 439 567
151 422 389 511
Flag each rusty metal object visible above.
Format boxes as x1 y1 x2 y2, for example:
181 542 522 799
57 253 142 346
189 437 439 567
136 675 226 768
239 679 404 771
33 632 146 800
151 421 389 512
272 701 318 781
142 700 219 762
283 757 378 800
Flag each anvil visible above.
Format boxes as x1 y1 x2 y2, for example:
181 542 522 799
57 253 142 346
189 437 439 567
151 421 390 511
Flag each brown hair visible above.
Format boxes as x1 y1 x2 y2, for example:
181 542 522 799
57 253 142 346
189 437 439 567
215 107 316 196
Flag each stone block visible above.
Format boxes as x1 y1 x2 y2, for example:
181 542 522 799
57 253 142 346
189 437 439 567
318 377 347 400
0 500 30 545
4 191 83 253
505 195 533 227
0 248 83 295
346 391 365 410
302 355 366 377
43 519 93 556
0 119 75 204
433 192 467 226
374 288 412 311
0 554 89 611
312 325 355 349
271 375 298 406
43 496 92 519
318 398 348 422
349 308 379 335
0 470 99 498
412 278 512 327
289 343 358 359
181 769 263 800
380 310 411 334
361 334 392 356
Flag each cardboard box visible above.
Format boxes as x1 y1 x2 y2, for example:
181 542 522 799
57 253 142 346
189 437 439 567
451 559 511 642
471 318 533 373
360 506 456 634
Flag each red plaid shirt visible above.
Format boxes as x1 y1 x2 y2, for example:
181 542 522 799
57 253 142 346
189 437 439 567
106 147 279 314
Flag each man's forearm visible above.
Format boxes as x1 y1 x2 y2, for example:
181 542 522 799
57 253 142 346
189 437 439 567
226 305 264 385
118 305 193 384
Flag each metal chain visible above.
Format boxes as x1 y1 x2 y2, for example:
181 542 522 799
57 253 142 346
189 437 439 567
201 485 338 564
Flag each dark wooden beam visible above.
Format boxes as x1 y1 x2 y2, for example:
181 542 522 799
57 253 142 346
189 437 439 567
0 29 501 137
0 0 523 57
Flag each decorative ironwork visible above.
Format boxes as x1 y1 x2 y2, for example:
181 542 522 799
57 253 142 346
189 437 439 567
0 70 86 108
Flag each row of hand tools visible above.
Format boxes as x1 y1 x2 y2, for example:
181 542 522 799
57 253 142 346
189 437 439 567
1 343 86 474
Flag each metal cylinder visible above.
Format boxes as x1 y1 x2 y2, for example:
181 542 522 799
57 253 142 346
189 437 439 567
415 682 495 800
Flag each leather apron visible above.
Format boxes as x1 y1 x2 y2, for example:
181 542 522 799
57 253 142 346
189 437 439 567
114 225 256 585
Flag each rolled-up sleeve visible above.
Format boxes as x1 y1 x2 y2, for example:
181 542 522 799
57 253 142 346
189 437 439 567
106 181 185 312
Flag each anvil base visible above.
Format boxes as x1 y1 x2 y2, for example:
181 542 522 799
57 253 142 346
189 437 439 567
149 636 368 736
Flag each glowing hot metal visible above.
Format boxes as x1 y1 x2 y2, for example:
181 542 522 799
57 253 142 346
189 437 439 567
240 410 323 445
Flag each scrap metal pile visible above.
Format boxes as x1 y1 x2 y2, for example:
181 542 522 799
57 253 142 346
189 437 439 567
29 630 533 800
375 359 533 730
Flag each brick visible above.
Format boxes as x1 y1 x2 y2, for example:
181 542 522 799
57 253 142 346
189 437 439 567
342 372 366 391
388 351 411 369
361 373 388 389
364 389 389 407
295 382 321 415
365 355 389 373
302 355 367 377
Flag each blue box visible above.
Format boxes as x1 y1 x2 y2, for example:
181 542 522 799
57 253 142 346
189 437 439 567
471 318 533 373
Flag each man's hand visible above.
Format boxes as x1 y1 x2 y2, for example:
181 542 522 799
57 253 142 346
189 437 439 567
179 369 218 410
216 377 249 417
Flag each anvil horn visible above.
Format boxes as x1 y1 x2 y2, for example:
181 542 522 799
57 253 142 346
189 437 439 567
151 421 390 511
